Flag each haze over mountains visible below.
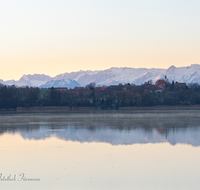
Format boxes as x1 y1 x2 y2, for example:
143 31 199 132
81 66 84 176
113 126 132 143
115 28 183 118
1 64 200 88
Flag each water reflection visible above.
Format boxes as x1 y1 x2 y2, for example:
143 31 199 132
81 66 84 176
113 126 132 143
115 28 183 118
0 110 200 146
1 111 200 190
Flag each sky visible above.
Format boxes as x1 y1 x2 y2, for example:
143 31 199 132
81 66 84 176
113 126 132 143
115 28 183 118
0 0 200 80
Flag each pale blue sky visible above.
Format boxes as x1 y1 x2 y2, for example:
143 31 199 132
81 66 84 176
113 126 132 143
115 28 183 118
0 0 200 80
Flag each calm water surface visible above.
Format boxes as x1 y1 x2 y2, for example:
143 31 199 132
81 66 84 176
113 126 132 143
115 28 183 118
0 110 200 190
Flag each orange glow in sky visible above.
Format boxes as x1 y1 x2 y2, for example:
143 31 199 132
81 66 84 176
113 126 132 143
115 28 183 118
0 0 200 80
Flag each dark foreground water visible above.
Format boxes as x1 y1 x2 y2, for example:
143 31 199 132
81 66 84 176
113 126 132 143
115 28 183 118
0 110 200 190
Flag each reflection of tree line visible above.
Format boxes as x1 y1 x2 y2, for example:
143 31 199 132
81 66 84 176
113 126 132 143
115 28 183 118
1 82 200 109
0 112 200 139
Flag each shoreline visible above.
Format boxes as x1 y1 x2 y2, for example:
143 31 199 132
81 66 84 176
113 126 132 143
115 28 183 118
0 105 200 114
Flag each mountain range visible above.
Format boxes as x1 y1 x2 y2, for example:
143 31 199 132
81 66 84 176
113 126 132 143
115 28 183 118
1 64 200 88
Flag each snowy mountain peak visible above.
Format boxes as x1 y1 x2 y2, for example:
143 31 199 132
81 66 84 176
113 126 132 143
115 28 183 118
166 65 176 73
20 74 51 81
0 74 51 87
39 79 81 89
190 64 200 70
18 74 51 87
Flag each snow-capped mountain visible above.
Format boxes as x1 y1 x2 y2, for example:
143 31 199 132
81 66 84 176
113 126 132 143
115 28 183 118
1 64 200 87
1 74 51 87
53 64 200 86
39 79 81 89
165 64 200 83
54 67 166 86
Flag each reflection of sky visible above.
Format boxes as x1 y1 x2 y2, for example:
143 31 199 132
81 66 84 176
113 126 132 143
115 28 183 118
0 134 200 190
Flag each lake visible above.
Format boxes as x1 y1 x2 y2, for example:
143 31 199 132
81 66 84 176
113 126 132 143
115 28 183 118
0 110 200 190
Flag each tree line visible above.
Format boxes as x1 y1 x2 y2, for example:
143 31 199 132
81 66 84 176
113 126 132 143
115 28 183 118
1 82 200 110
